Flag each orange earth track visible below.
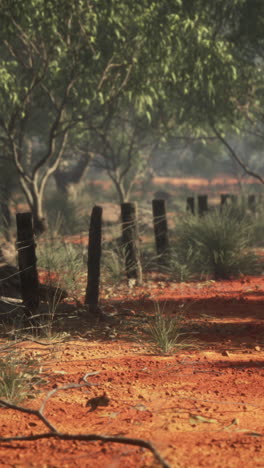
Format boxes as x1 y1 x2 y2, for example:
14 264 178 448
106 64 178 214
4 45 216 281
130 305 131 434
0 275 263 468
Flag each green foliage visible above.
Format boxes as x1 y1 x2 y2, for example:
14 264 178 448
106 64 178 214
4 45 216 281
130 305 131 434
0 350 45 404
160 252 193 282
0 0 263 224
175 207 258 280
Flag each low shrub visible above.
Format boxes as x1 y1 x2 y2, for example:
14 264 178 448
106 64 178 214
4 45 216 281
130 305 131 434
174 206 258 280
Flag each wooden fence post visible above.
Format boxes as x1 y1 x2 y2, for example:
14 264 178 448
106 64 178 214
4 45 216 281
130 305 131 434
85 206 102 312
16 212 39 318
152 199 169 263
220 193 230 211
198 195 208 216
186 196 195 215
248 194 256 213
120 202 142 285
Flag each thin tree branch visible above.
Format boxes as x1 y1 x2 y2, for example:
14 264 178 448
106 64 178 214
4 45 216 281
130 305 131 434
212 125 264 184
32 78 75 178
39 131 69 198
0 399 57 432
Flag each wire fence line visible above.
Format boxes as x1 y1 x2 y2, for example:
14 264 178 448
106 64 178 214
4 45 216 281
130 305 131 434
0 193 263 314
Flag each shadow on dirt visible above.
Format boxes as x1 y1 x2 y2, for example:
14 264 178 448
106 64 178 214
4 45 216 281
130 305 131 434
215 360 264 369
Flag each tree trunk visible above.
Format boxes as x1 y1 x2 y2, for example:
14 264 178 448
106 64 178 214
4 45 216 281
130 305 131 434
18 176 47 235
0 184 12 241
0 201 12 241
54 153 93 197
31 197 47 235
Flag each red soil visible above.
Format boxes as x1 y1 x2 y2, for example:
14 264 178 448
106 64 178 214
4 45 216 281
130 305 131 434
153 176 258 190
1 176 263 467
0 276 263 468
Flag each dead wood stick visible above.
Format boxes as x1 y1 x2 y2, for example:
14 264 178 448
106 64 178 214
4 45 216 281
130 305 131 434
0 432 171 468
0 377 171 468
0 399 56 432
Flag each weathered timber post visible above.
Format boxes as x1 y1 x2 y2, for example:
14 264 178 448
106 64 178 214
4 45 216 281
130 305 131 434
152 199 169 263
85 206 102 312
120 202 142 285
198 195 208 216
16 212 39 318
220 193 231 211
248 194 256 213
186 196 195 215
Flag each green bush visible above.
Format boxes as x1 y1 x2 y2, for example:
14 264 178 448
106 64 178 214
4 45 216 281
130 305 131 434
175 207 258 280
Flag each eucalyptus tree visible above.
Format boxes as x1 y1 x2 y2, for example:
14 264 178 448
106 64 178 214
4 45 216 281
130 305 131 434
0 0 169 233
86 102 162 204
1 0 262 235
182 1 264 187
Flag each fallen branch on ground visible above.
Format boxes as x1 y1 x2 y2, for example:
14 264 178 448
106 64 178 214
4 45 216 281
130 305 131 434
0 378 171 468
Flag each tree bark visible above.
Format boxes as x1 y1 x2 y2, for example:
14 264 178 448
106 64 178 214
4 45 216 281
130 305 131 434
54 153 93 197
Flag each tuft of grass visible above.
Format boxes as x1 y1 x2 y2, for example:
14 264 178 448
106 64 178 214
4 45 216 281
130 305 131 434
159 251 193 282
37 236 86 299
0 350 46 404
175 207 258 280
101 244 124 285
141 303 193 354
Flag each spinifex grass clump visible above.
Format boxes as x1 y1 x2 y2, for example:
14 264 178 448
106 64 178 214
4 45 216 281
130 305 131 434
175 206 258 280
0 350 45 404
142 303 191 354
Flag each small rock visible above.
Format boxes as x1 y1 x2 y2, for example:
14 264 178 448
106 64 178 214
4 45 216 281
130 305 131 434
255 346 261 352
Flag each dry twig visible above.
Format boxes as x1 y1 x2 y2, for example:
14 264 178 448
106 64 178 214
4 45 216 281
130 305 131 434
0 378 171 468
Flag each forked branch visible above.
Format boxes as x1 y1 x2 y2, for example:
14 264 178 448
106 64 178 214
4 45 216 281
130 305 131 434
0 380 171 468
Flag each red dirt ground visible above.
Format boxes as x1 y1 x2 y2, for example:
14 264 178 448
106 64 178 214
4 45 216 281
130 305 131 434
0 275 263 468
2 175 263 467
